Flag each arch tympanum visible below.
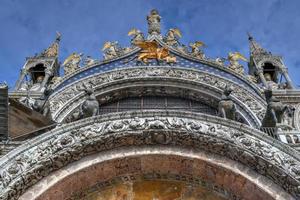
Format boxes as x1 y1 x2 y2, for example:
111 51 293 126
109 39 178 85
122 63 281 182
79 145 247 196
49 67 266 127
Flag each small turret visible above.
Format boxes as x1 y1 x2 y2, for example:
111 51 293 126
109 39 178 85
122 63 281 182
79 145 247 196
14 32 61 93
247 33 294 89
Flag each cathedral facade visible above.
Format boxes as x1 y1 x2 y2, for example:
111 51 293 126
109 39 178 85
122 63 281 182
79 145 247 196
1 10 300 200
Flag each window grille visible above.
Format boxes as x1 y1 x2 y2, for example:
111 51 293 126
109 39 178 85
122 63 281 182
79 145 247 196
98 96 217 115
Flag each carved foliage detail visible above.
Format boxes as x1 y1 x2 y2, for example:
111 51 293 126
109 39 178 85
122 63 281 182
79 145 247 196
0 116 299 199
49 67 265 121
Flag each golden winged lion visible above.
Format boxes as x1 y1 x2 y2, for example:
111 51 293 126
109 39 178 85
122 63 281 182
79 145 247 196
135 41 176 64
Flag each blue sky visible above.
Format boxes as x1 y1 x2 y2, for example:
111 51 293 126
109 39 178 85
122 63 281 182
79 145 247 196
0 0 299 87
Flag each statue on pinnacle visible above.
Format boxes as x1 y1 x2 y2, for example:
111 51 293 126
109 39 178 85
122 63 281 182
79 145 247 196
147 9 161 36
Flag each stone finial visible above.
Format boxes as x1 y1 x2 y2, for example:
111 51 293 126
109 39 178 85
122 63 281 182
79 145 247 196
41 32 61 57
247 32 269 56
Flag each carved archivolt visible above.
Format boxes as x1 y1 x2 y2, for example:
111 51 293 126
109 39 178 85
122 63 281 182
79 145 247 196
256 55 283 69
0 111 300 200
49 67 266 124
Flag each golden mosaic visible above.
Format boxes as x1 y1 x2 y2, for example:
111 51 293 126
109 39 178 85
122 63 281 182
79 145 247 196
83 180 227 200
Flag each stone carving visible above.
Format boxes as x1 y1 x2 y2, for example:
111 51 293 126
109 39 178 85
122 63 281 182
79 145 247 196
215 57 225 66
246 75 258 83
78 85 99 119
50 76 62 86
63 52 83 75
102 41 119 60
102 41 131 60
32 89 52 117
189 41 206 59
19 88 52 116
218 86 236 120
227 52 247 74
83 56 97 66
283 105 295 127
48 67 265 124
164 28 182 47
19 75 46 92
264 73 278 90
261 90 288 128
128 28 145 45
0 112 300 199
19 93 36 109
147 9 161 35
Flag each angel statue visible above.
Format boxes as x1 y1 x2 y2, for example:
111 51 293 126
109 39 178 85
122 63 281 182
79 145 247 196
227 52 247 74
189 41 206 59
102 41 120 60
164 28 182 47
63 52 83 75
128 28 144 45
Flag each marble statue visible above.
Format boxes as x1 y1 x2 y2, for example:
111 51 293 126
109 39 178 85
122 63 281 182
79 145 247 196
264 73 278 90
261 89 288 128
63 52 83 75
80 86 99 118
189 41 206 59
164 28 182 46
29 76 44 92
19 94 36 109
102 41 120 60
128 28 145 45
147 9 161 35
218 86 236 120
32 89 52 117
227 52 247 74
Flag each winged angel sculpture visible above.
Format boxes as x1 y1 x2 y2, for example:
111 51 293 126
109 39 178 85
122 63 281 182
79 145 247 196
164 28 182 46
128 28 145 45
227 52 248 74
135 41 176 64
63 52 83 75
189 41 206 59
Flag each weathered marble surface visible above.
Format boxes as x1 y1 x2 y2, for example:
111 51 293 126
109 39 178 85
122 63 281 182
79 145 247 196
1 111 300 199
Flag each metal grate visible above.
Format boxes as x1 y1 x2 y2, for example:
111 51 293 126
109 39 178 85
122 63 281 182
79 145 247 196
99 96 217 115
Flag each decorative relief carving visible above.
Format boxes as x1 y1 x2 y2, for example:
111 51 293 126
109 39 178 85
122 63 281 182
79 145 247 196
49 67 265 123
0 113 300 199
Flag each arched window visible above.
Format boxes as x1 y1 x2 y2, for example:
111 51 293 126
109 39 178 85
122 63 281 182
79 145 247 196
29 64 45 83
262 62 278 83
98 96 217 115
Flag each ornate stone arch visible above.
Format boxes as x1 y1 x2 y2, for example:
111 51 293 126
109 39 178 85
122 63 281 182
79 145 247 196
0 111 300 199
257 57 284 70
49 67 266 127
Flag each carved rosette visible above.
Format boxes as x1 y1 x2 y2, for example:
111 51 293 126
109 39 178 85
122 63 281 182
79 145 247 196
0 112 300 199
49 67 266 124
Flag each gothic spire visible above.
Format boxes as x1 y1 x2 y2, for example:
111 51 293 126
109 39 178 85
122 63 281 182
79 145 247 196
41 31 61 58
247 33 269 56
